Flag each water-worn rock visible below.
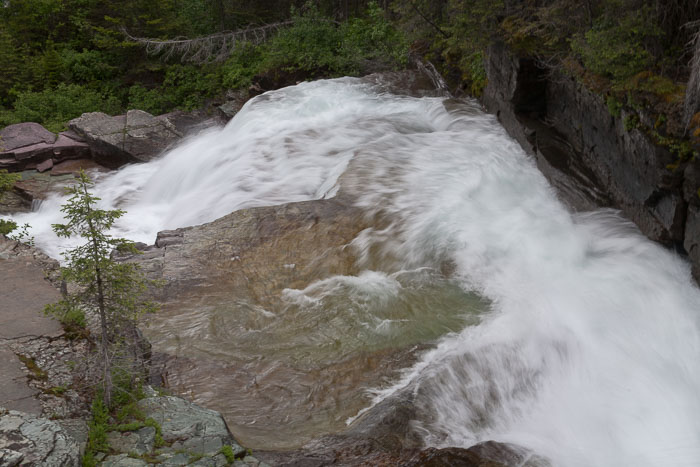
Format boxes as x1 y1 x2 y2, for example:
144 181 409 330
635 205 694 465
0 408 81 466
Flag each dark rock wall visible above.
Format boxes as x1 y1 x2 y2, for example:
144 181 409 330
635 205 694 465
482 40 700 282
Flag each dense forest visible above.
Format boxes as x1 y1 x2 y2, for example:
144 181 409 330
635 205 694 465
1 0 699 148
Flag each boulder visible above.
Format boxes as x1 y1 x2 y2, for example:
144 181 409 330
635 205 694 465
0 123 90 171
0 123 55 152
0 408 81 466
68 109 221 169
137 396 234 446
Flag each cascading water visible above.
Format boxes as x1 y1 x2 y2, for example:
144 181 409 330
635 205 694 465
10 76 700 466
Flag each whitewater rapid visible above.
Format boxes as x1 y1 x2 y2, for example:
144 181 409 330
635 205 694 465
10 77 700 466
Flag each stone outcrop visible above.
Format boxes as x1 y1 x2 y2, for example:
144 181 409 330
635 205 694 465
482 40 700 281
0 408 82 466
0 123 91 172
99 393 268 467
68 110 183 168
68 109 223 169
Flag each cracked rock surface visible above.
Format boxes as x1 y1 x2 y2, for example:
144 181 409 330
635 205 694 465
0 408 81 466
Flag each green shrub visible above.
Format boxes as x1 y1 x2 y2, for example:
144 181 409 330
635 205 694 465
0 84 120 132
127 84 172 115
221 43 265 90
61 48 117 83
262 6 346 74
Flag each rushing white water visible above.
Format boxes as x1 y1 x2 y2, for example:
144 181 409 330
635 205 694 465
10 77 700 466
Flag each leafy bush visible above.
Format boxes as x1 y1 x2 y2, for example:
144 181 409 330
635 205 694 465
61 48 117 83
0 84 120 132
262 6 346 74
221 43 265 90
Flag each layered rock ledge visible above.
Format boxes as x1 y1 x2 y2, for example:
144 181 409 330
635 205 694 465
481 40 700 282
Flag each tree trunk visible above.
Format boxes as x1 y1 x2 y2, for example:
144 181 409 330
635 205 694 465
81 179 113 406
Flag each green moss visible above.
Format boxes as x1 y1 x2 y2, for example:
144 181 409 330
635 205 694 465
606 96 622 117
17 354 48 381
112 421 144 432
144 417 166 447
623 114 639 132
219 445 236 463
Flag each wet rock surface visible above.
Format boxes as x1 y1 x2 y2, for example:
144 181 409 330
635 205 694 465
482 40 700 281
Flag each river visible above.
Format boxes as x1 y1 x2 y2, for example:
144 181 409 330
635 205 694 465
12 76 700 466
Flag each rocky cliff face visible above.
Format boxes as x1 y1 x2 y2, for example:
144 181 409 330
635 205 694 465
482 41 700 282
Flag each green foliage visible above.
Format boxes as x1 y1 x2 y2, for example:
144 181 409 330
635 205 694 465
606 96 623 117
221 43 264 90
145 417 166 447
623 113 640 131
0 84 120 132
0 170 21 193
570 7 661 83
219 445 237 463
45 171 156 405
258 2 407 77
0 170 21 235
85 397 110 456
115 400 145 423
60 48 117 83
432 0 503 96
44 301 87 338
0 220 18 236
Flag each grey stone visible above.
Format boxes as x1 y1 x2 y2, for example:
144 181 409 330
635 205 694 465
107 426 155 455
0 409 80 466
242 456 260 466
101 453 149 467
137 396 232 443
68 109 220 169
180 435 223 455
160 452 191 466
0 449 23 467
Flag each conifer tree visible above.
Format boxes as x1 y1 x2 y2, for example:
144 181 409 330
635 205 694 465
45 171 156 405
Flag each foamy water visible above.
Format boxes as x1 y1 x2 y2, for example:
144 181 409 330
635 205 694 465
9 77 700 466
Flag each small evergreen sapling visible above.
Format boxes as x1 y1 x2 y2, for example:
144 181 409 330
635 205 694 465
45 171 156 406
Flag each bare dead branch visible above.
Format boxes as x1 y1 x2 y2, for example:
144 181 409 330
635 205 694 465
123 18 341 64
123 22 294 64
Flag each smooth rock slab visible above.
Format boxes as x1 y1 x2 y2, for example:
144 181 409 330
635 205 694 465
137 396 232 444
0 408 80 466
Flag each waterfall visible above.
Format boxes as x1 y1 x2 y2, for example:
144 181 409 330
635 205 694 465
10 77 700 466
